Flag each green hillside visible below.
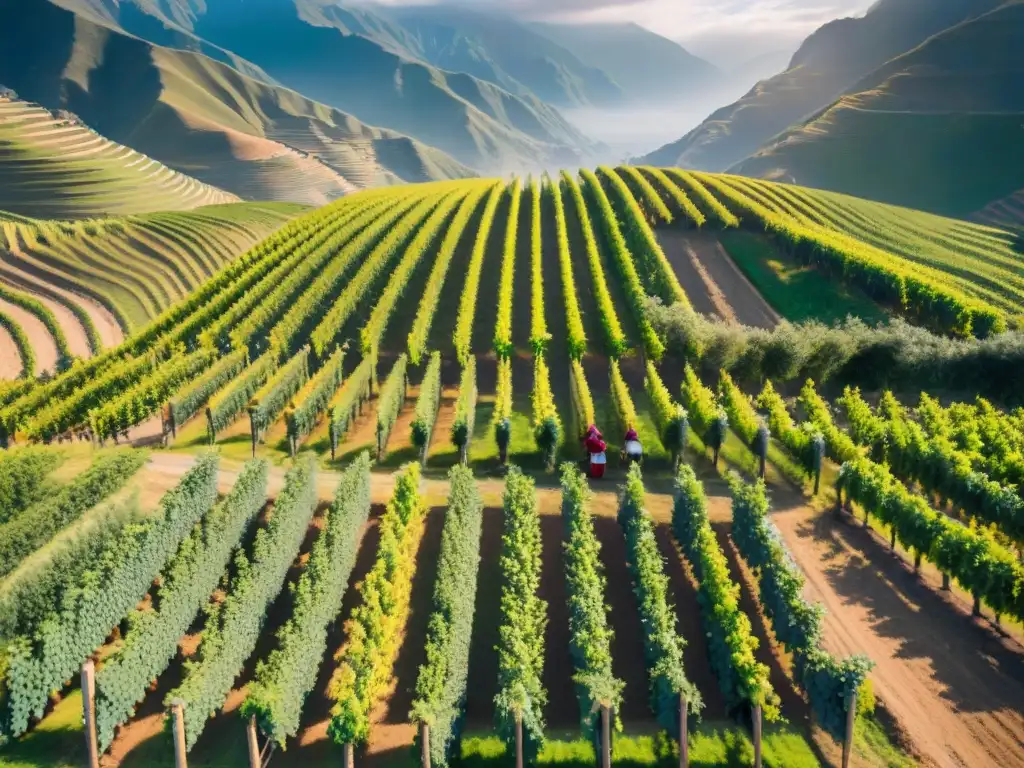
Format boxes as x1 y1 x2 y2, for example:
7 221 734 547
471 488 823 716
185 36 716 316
639 0 1006 174
732 2 1024 218
0 0 477 205
0 98 238 218
0 202 306 371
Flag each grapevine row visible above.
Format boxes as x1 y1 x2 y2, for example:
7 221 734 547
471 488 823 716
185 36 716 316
361 189 476 355
0 283 72 369
243 455 371 747
248 347 310 445
645 362 687 464
532 356 561 470
559 464 623 740
454 183 505 364
411 352 443 463
411 466 484 767
529 179 549 354
451 358 477 465
637 167 706 227
494 468 547 757
697 172 1005 339
0 453 220 741
285 346 346 453
580 168 666 360
329 354 377 460
409 184 496 364
559 172 627 358
727 473 872 740
167 349 247 435
206 353 278 442
376 355 409 459
609 359 640 439
614 165 673 224
0 448 149 580
596 166 688 309
328 463 427 746
549 176 587 359
311 193 450 361
662 169 739 228
569 359 595 442
618 465 700 735
94 460 269 748
671 464 779 720
167 457 318 750
494 180 522 358
0 311 34 379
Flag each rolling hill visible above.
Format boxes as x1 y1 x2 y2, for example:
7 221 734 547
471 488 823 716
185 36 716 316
0 97 238 219
731 1 1024 218
49 0 601 172
640 0 1007 178
0 0 477 205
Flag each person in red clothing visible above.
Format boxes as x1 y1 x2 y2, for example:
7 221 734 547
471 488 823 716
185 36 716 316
584 424 607 478
623 425 643 465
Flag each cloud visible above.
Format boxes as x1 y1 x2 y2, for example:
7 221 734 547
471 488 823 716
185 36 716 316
360 0 876 63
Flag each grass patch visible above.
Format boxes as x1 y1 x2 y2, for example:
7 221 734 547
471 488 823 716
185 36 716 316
718 231 887 325
458 723 819 768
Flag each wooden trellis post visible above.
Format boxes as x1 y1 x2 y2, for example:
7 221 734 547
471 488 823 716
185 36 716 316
343 743 355 768
171 699 188 768
752 704 762 768
81 660 99 768
600 705 612 768
842 691 857 768
678 694 689 768
247 716 261 768
515 713 524 768
420 722 431 768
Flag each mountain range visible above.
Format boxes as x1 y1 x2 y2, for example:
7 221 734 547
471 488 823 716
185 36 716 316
0 0 1020 220
641 0 1024 219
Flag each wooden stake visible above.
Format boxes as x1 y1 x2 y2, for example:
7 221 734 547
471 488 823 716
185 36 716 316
942 573 950 591
601 705 612 768
842 691 857 768
515 713 524 768
420 722 431 768
171 700 188 768
343 742 355 768
247 715 261 768
752 704 762 768
678 694 688 768
81 661 99 768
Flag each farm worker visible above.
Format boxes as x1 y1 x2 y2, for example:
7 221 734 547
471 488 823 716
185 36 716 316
583 423 603 445
585 428 608 479
624 426 643 464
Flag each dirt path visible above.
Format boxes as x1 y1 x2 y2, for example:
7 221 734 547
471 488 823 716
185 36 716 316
770 489 1024 768
5 239 125 347
0 295 58 374
0 322 22 378
0 277 91 359
657 230 779 329
463 506 504 729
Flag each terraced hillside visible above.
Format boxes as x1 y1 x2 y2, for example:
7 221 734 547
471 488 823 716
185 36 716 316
5 168 1024 768
0 98 238 218
0 203 306 377
0 0 478 207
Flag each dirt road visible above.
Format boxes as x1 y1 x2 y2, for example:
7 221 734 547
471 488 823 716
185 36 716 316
770 489 1024 768
657 229 779 329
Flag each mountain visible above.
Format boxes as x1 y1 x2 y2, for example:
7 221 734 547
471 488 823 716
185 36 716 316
639 0 1007 173
731 1 1024 218
0 0 476 206
338 3 624 108
63 0 600 172
530 21 720 104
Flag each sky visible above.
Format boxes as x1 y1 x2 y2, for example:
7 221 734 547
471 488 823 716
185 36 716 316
366 0 877 66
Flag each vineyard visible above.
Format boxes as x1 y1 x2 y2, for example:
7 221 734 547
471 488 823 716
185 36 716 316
3 166 1024 768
